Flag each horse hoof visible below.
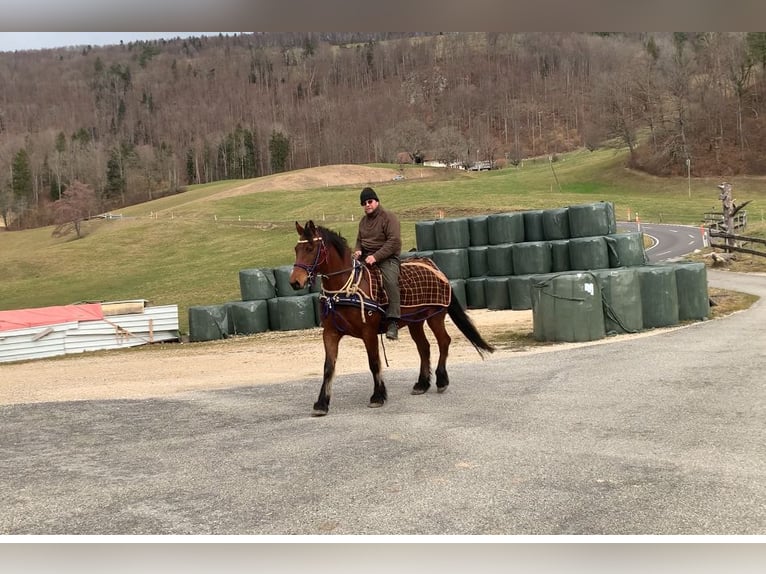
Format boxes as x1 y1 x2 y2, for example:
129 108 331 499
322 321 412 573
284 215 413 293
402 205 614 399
368 401 385 408
411 387 428 395
311 409 328 417
436 385 448 394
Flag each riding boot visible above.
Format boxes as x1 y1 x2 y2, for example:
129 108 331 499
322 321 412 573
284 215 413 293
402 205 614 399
386 319 399 340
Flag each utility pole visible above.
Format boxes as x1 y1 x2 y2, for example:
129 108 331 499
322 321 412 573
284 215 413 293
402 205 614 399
686 158 691 198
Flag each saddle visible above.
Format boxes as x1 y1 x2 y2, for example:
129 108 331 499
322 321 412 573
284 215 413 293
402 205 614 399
366 257 452 308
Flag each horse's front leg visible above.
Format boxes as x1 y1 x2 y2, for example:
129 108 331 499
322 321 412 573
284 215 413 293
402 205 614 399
362 327 387 408
313 327 342 416
407 320 432 394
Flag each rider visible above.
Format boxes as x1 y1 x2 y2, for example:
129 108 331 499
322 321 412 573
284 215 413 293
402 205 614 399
353 187 402 340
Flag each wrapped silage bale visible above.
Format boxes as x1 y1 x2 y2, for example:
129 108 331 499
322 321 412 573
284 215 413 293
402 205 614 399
669 262 710 321
590 268 643 335
508 275 534 310
465 278 487 309
468 215 489 246
239 267 277 301
512 241 552 275
550 240 571 272
188 305 230 342
415 220 437 251
568 201 617 238
568 236 609 270
487 212 525 245
485 276 511 310
636 265 679 328
542 207 570 240
267 294 318 331
523 210 545 242
431 249 470 279
531 272 606 342
449 279 467 309
605 232 648 268
273 265 310 296
486 243 514 276
434 217 471 250
225 300 270 335
467 246 489 277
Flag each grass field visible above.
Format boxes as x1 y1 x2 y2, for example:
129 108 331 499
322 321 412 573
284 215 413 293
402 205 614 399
2 146 765 335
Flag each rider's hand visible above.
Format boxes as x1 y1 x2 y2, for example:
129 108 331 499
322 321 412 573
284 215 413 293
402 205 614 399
352 250 361 259
364 255 376 266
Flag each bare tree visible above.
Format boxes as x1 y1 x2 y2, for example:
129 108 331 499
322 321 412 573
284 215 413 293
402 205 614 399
51 180 100 239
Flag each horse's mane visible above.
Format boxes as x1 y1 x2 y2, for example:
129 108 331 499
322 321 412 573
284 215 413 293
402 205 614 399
309 223 349 259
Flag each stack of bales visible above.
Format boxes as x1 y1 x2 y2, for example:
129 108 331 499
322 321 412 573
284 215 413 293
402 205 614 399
188 265 321 342
410 201 709 343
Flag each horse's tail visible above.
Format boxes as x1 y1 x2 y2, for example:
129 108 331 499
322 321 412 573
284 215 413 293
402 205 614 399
447 288 495 358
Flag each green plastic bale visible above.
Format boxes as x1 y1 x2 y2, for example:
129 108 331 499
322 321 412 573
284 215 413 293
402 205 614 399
434 217 471 250
512 241 553 275
590 268 643 335
268 294 318 331
485 276 511 310
531 272 606 342
467 246 489 277
431 249 470 279
239 267 277 301
508 275 534 310
568 201 617 238
468 215 489 246
415 220 437 251
399 250 420 261
605 232 648 268
188 305 230 342
636 265 679 328
312 292 323 325
449 279 467 309
568 236 609 270
550 240 571 272
486 243 514 276
542 207 570 240
225 300 270 335
487 212 525 245
465 278 487 309
522 210 545 242
669 262 710 321
273 265 309 297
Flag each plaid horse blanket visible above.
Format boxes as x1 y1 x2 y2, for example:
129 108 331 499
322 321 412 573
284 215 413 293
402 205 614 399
367 257 452 308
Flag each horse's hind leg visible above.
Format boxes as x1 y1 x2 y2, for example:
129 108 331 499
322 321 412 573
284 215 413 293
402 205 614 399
427 313 451 392
313 328 342 416
408 321 432 395
362 328 387 408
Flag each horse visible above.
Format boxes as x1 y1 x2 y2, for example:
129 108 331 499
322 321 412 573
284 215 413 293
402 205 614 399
289 220 494 416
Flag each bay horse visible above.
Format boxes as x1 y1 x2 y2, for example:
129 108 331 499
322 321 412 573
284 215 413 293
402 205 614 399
289 220 494 416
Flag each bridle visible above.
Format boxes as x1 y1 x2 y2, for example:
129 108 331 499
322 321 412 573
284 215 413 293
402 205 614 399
293 236 327 284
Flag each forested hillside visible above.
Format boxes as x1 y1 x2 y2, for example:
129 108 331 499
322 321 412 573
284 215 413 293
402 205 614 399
2 31 766 229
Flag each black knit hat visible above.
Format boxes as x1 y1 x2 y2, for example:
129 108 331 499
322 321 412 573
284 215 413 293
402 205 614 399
360 187 379 205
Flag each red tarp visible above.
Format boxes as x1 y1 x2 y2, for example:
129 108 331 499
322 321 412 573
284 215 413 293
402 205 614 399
0 303 104 332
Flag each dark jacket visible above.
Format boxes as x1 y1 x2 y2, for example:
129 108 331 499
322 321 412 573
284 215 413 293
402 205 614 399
355 206 401 262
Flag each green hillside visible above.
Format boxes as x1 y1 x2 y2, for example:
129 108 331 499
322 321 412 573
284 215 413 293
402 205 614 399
2 147 764 334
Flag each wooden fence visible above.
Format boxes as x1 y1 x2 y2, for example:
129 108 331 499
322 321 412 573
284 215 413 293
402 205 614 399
709 230 766 258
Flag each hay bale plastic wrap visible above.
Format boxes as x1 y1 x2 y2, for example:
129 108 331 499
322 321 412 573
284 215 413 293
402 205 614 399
434 217 470 250
487 212 525 245
465 278 487 309
508 275 534 310
636 265 679 328
568 202 617 238
267 294 318 331
523 210 545 242
512 241 552 275
531 272 606 342
467 246 489 277
568 236 609 270
468 215 489 246
486 243 514 276
669 262 709 321
274 265 309 296
415 220 437 251
449 279 467 309
542 207 570 240
550 240 571 272
188 305 230 342
605 232 648 268
485 276 511 310
590 268 643 335
239 267 277 301
431 249 470 279
225 300 270 335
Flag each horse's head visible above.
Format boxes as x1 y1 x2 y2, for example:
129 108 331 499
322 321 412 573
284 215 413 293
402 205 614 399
290 220 324 290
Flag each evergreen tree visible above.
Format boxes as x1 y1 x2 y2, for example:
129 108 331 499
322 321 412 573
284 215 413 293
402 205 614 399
11 149 33 201
269 130 290 174
105 149 125 201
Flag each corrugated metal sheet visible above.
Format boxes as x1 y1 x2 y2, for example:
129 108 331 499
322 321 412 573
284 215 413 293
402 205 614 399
0 304 179 364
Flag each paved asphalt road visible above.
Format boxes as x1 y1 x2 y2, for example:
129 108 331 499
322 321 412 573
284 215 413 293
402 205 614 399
1 228 764 536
